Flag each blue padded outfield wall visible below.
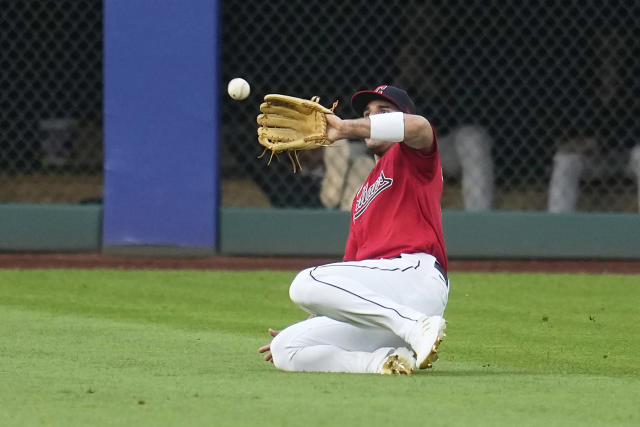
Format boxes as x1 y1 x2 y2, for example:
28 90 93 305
103 0 220 250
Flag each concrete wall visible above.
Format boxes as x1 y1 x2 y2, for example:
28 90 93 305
2 204 639 259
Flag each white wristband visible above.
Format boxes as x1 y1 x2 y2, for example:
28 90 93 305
369 112 405 142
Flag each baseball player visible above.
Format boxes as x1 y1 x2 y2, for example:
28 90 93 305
258 85 449 374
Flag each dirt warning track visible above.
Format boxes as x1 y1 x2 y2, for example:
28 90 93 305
1 253 640 274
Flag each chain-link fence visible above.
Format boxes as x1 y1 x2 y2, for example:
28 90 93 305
1 0 102 203
2 1 639 212
221 0 640 212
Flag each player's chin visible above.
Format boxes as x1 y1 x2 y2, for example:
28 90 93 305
365 139 394 156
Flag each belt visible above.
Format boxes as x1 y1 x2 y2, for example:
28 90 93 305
434 261 448 285
389 254 448 285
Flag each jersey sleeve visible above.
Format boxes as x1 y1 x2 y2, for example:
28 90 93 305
399 129 440 180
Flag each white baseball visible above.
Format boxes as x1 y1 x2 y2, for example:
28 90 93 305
227 78 250 100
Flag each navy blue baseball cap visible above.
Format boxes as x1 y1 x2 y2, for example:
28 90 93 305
350 85 417 115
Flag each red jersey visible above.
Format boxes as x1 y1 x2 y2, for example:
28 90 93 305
344 136 448 272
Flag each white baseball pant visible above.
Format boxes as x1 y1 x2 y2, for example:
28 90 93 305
269 253 449 373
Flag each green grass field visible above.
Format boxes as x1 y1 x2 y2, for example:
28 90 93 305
1 268 638 426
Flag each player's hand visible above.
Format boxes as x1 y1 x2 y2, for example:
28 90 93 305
257 328 280 363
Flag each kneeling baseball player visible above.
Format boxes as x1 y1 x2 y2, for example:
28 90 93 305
257 85 449 375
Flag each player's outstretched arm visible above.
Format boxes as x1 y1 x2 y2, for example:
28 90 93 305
326 114 434 153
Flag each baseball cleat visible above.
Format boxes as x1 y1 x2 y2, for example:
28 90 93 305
381 347 416 375
410 315 446 369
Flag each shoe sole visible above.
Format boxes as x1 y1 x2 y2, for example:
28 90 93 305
417 318 446 369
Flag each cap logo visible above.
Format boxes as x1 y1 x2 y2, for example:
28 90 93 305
374 85 387 94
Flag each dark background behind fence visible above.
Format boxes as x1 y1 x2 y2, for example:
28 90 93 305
1 0 102 203
2 0 639 212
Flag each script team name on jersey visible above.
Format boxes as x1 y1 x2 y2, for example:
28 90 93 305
353 170 393 219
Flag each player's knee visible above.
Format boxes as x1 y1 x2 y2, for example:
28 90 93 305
289 268 314 307
269 329 296 371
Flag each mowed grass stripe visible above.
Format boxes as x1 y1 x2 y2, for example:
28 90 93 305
0 269 638 427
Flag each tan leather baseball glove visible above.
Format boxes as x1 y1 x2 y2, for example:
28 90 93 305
257 94 339 172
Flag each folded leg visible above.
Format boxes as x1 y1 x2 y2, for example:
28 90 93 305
288 254 448 344
270 316 405 373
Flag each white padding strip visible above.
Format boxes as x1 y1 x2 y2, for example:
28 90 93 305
369 112 404 142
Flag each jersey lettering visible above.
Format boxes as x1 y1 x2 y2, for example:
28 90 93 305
354 170 393 220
